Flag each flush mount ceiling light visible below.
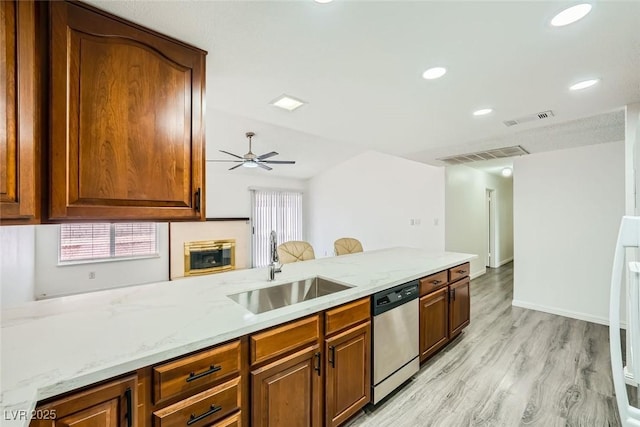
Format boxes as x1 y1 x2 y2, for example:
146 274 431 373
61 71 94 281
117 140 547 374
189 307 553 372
270 95 306 111
473 108 493 116
569 78 600 91
422 67 447 80
550 3 592 27
501 167 513 177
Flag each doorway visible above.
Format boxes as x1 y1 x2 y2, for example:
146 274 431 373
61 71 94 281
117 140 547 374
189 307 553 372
486 189 497 268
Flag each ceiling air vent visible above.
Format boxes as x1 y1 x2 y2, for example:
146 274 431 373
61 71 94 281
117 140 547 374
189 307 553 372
503 110 555 127
438 145 529 165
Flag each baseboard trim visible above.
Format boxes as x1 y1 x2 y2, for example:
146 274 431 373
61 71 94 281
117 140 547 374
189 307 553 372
511 299 627 328
496 257 513 267
470 268 486 280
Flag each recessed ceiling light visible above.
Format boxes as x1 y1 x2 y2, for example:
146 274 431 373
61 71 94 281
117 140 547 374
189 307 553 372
473 108 493 116
314 0 333 3
501 167 513 177
270 94 306 111
422 67 447 80
550 3 592 27
569 78 600 91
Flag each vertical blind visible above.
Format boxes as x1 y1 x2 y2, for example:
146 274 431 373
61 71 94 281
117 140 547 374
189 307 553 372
60 223 158 262
251 189 303 267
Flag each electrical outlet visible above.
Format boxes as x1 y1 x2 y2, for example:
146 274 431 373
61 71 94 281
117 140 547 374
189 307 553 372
410 219 415 226
89 272 96 279
434 218 439 226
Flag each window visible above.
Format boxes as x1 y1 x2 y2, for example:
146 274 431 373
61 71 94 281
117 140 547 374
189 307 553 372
60 223 159 263
251 189 303 267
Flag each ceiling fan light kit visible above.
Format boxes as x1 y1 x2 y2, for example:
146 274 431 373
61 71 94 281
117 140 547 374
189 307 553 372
207 132 296 171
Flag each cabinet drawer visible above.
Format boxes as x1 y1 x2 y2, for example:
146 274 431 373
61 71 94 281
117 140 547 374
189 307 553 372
153 340 240 403
212 411 241 427
448 263 470 282
419 271 448 296
153 377 241 427
250 315 320 366
325 298 370 336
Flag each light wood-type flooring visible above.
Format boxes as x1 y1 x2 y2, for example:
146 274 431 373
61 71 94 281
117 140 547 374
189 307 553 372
346 262 622 427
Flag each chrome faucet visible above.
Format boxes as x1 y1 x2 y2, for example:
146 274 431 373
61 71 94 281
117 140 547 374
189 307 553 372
268 230 282 281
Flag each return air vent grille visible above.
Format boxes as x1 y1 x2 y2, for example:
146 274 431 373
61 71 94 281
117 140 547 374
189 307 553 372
503 110 554 127
438 145 529 165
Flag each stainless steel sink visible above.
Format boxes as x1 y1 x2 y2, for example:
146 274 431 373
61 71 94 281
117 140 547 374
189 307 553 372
227 277 353 314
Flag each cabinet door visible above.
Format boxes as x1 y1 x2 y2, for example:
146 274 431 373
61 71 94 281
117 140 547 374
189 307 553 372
30 375 136 427
251 345 321 427
0 0 44 223
49 1 205 221
419 287 449 362
325 321 371 427
449 278 470 337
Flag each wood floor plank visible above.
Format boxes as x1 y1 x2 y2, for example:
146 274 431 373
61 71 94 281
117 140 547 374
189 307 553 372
345 263 622 427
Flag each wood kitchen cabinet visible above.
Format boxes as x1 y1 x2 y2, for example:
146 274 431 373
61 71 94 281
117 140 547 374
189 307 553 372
140 338 247 427
30 375 137 427
419 287 449 362
449 277 470 337
48 1 206 221
324 322 370 427
252 344 322 427
324 298 371 427
0 0 46 224
419 263 471 362
250 315 322 427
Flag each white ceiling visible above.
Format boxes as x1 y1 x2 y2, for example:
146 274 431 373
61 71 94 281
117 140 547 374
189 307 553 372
87 0 640 178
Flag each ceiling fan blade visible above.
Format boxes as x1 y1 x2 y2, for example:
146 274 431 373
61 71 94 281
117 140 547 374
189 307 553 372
228 163 244 170
206 159 243 163
219 150 244 159
256 162 273 171
261 160 296 164
257 151 279 160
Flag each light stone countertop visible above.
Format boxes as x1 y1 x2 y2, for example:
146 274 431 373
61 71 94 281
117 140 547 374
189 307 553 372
0 247 476 426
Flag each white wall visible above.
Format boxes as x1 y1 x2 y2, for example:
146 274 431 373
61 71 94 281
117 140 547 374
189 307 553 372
445 165 514 278
1 226 36 307
513 141 625 325
626 103 640 215
306 151 445 257
34 224 170 299
206 166 306 218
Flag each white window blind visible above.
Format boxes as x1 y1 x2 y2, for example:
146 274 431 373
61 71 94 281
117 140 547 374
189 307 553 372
60 223 158 262
251 189 303 267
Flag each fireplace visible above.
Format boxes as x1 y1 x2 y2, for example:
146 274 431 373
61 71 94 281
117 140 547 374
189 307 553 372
184 239 235 276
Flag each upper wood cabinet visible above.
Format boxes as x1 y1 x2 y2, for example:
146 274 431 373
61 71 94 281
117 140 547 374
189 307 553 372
48 1 206 221
0 0 45 224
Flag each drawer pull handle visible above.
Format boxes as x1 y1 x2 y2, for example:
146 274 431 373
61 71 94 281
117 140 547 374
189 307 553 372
187 404 222 425
431 280 442 285
456 269 466 274
186 365 222 383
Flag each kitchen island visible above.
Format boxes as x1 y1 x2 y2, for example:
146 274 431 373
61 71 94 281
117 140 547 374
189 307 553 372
1 247 475 426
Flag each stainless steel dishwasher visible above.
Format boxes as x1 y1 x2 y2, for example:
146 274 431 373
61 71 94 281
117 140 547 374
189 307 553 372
371 280 420 404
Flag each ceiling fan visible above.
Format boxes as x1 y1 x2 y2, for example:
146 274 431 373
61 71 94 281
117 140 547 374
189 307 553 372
207 132 296 171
